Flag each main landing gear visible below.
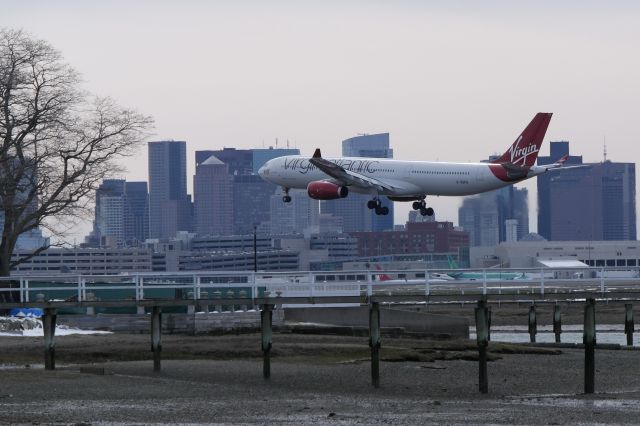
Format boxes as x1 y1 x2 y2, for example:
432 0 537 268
282 187 291 203
412 198 434 217
367 198 389 216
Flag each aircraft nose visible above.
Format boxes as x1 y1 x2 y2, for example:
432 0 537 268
258 164 267 178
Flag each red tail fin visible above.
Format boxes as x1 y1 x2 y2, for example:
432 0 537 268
491 113 552 167
373 264 393 281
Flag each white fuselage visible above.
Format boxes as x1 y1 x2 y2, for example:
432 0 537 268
259 155 546 197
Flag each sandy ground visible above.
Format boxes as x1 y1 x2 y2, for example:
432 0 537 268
0 330 640 425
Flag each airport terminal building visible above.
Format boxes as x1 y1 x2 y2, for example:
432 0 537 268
470 240 640 269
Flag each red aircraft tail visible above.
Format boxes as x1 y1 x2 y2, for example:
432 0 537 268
491 113 552 168
373 264 393 281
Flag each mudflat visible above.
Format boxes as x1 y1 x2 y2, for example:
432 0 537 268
0 331 639 424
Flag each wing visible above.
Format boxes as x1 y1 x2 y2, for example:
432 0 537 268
309 149 396 192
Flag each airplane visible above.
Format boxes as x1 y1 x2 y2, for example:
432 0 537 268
258 113 568 216
445 256 525 280
372 264 455 283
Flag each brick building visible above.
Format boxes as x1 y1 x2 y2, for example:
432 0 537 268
350 221 469 257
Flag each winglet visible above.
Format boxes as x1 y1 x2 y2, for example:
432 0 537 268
312 148 322 158
556 154 569 165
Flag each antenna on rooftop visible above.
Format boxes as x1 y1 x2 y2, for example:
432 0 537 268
603 136 607 162
287 139 289 149
275 137 278 148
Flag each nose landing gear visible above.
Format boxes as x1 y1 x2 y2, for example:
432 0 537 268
282 187 292 203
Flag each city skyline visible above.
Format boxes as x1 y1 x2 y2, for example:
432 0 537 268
3 1 639 240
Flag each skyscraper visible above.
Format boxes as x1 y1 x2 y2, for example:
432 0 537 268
536 141 583 240
232 174 274 235
194 155 234 236
458 186 529 247
89 179 149 247
148 141 192 239
196 148 253 175
270 189 319 235
194 147 300 235
537 142 636 241
322 133 394 232
93 179 125 247
124 182 149 246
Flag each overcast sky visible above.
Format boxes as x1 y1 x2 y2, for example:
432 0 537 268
2 1 639 239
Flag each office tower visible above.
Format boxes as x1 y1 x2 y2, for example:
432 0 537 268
194 147 300 235
537 141 636 241
90 180 149 247
94 179 126 247
124 182 149 246
270 189 319 235
322 133 394 232
458 186 529 247
196 148 253 175
232 174 274 235
148 141 192 239
194 155 234 236
0 157 47 250
196 147 300 174
537 141 583 240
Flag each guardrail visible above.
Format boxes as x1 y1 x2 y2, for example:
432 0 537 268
1 266 640 305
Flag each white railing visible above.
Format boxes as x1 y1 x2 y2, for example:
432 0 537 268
0 267 639 304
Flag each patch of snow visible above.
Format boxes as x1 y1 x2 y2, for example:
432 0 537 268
0 316 112 337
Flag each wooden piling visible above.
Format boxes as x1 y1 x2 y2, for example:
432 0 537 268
261 304 273 379
475 300 489 394
487 306 492 341
625 303 634 346
151 306 162 372
528 305 537 343
553 304 562 343
584 298 596 394
369 302 381 388
43 308 57 370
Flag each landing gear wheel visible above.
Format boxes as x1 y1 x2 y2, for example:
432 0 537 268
283 195 292 203
367 200 377 209
425 207 434 216
380 206 389 215
412 199 427 210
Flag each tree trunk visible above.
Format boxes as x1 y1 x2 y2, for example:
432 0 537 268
0 236 18 303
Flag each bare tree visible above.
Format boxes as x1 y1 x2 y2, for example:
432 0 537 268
0 29 153 276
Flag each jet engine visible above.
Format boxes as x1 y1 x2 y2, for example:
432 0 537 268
307 181 349 200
